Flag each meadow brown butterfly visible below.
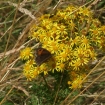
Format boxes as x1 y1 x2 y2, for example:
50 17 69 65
35 48 52 66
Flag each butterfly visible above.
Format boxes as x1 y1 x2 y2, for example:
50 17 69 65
35 48 52 66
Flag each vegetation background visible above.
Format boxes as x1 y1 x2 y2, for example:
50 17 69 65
0 0 105 105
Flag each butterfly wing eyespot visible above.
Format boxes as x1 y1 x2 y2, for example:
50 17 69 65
35 48 52 66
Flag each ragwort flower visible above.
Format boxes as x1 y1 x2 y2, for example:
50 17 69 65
20 5 105 89
20 47 33 60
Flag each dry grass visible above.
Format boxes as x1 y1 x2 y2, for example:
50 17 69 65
0 0 105 105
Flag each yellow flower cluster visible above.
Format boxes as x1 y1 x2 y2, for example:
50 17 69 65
20 5 105 88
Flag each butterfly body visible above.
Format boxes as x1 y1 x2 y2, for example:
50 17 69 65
35 48 52 66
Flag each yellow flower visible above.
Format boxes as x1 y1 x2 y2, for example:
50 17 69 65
23 62 32 72
56 24 67 35
41 19 52 30
92 19 101 27
69 20 76 31
23 63 38 81
25 59 35 67
71 59 81 70
73 46 91 66
56 62 65 72
43 39 59 54
56 10 66 20
20 47 33 60
33 69 38 77
88 49 96 60
70 36 81 47
40 64 49 75
58 46 71 62
79 7 92 17
99 26 105 34
70 76 83 89
81 36 90 47
67 81 71 85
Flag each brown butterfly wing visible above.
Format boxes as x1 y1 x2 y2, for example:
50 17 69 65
35 48 52 66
